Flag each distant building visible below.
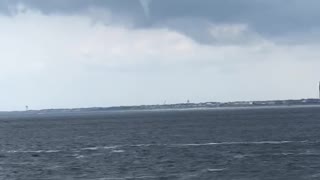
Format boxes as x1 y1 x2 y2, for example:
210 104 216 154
319 81 320 98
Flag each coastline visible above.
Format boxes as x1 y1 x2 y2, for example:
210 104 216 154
2 98 320 115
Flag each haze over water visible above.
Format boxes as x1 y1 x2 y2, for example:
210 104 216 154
1 107 320 179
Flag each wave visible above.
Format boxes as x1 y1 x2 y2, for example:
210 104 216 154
207 168 226 172
124 140 308 148
82 146 119 151
234 151 320 159
99 168 225 180
3 140 311 155
98 175 179 180
111 150 125 153
74 154 86 159
169 140 307 147
5 150 61 154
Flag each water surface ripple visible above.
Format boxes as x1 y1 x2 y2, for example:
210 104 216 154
1 107 320 179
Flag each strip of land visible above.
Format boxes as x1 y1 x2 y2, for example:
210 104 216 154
15 98 320 114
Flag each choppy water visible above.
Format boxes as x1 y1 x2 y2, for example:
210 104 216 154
1 107 320 179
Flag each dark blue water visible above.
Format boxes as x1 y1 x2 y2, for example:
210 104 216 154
1 107 320 179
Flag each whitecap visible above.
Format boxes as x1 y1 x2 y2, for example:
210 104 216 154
75 155 85 159
103 146 119 149
6 150 19 153
82 147 100 151
207 168 226 172
82 145 119 151
44 150 60 153
111 150 125 153
130 144 160 147
98 176 162 180
169 140 307 147
5 149 60 154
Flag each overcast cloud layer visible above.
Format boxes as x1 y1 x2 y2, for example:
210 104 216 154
0 0 319 111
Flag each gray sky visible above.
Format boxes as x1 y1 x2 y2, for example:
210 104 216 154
0 0 319 110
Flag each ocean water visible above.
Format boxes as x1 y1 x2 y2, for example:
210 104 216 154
1 107 320 179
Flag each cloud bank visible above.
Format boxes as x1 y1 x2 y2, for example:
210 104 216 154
0 2 319 110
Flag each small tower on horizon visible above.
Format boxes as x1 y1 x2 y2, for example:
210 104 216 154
25 105 29 111
319 82 320 99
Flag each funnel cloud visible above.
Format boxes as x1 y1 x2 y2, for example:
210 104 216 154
139 0 152 18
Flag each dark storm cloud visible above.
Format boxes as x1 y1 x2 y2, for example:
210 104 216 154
150 0 320 37
1 0 319 41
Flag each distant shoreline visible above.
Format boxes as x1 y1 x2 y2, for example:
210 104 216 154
4 98 320 114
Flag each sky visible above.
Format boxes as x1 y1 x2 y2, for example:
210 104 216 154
0 0 320 111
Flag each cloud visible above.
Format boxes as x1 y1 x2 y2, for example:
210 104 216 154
139 0 152 18
0 7 319 110
1 0 320 40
